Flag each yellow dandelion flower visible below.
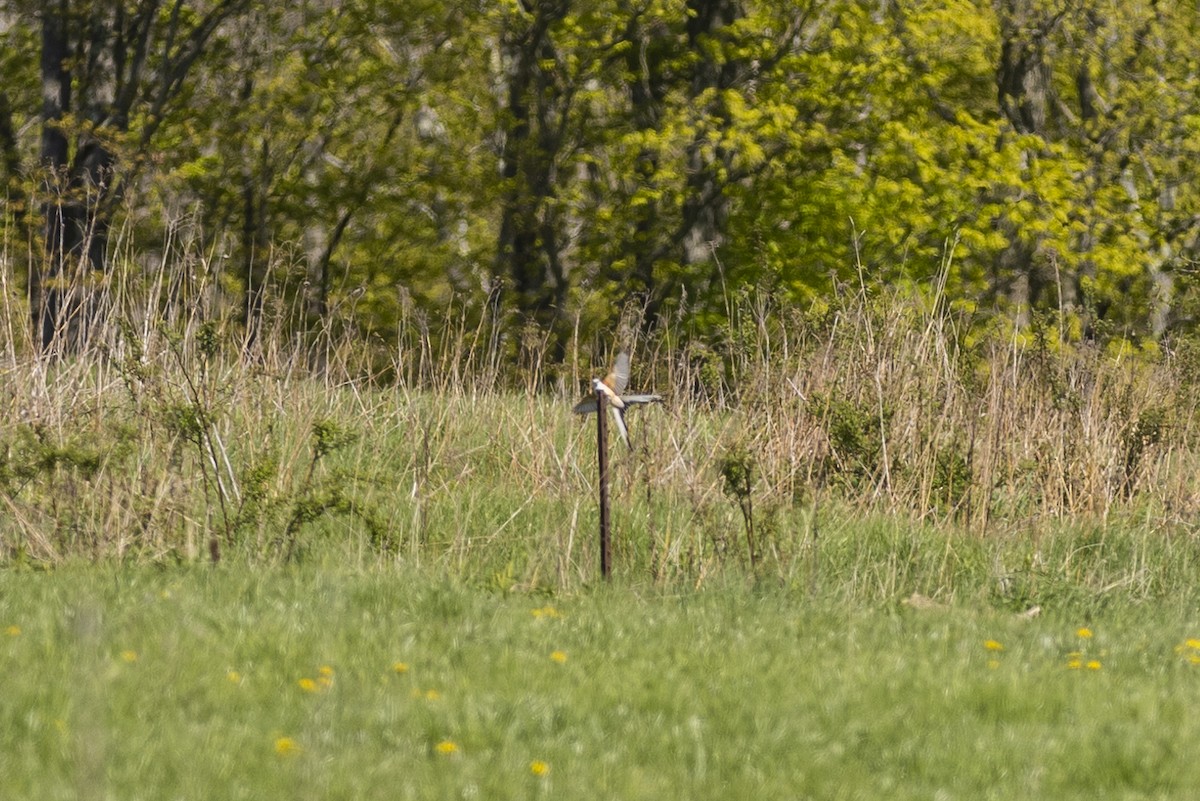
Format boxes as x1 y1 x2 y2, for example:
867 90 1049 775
159 590 172 600
1086 660 1102 671
274 737 299 756
5 625 20 637
227 670 242 684
392 662 409 674
425 688 441 700
1188 654 1200 665
1067 658 1082 670
550 650 568 664
983 640 1004 652
120 650 138 663
530 760 550 776
435 740 458 755
987 659 1001 670
319 665 334 678
531 606 562 619
1186 639 1200 650
298 678 318 693
1077 627 1093 639
317 676 333 689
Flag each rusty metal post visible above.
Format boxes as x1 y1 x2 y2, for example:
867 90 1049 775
597 386 611 579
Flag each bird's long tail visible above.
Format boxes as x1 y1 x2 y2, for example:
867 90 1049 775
610 407 631 450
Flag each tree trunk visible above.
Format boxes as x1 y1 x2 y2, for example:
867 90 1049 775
599 0 750 331
493 0 571 358
679 0 742 272
37 1 72 352
0 90 26 222
33 0 251 353
992 1 1063 326
618 16 668 322
241 136 270 354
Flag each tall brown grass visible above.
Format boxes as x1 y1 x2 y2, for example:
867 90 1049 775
2 222 1198 581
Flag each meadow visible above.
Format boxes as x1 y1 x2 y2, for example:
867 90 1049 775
4 566 1200 800
5 276 1200 797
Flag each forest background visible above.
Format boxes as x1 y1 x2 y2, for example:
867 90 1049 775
2 0 1199 363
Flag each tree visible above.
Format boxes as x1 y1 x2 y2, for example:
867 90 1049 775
489 0 576 355
579 0 839 330
20 0 250 352
5 0 1199 362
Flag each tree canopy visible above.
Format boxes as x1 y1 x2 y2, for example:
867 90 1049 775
2 0 1198 358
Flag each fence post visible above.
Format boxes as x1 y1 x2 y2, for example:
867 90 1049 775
597 387 611 580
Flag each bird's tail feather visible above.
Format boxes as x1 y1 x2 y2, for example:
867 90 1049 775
620 394 663 405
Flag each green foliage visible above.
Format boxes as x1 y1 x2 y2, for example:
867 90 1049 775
719 445 757 566
718 448 754 504
310 418 358 461
6 0 1200 350
808 392 891 490
235 452 279 527
161 401 205 444
0 426 102 485
930 439 974 514
0 421 138 558
277 419 384 559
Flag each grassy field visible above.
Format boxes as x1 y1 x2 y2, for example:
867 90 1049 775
4 565 1200 800
6 284 1200 797
4 285 1200 581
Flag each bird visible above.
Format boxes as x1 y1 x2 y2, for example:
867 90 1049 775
573 351 662 449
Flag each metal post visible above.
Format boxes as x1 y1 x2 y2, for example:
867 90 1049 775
597 387 611 579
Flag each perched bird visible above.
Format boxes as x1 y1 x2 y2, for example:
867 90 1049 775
573 351 662 449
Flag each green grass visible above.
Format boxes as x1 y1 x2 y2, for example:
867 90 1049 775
4 565 1200 800
8 279 1200 797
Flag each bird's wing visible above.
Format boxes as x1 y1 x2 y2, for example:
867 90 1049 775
610 406 632 450
604 351 631 395
574 381 631 414
619 393 662 406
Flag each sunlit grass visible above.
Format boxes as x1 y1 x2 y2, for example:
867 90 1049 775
6 254 1200 796
5 276 1200 586
4 567 1200 799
